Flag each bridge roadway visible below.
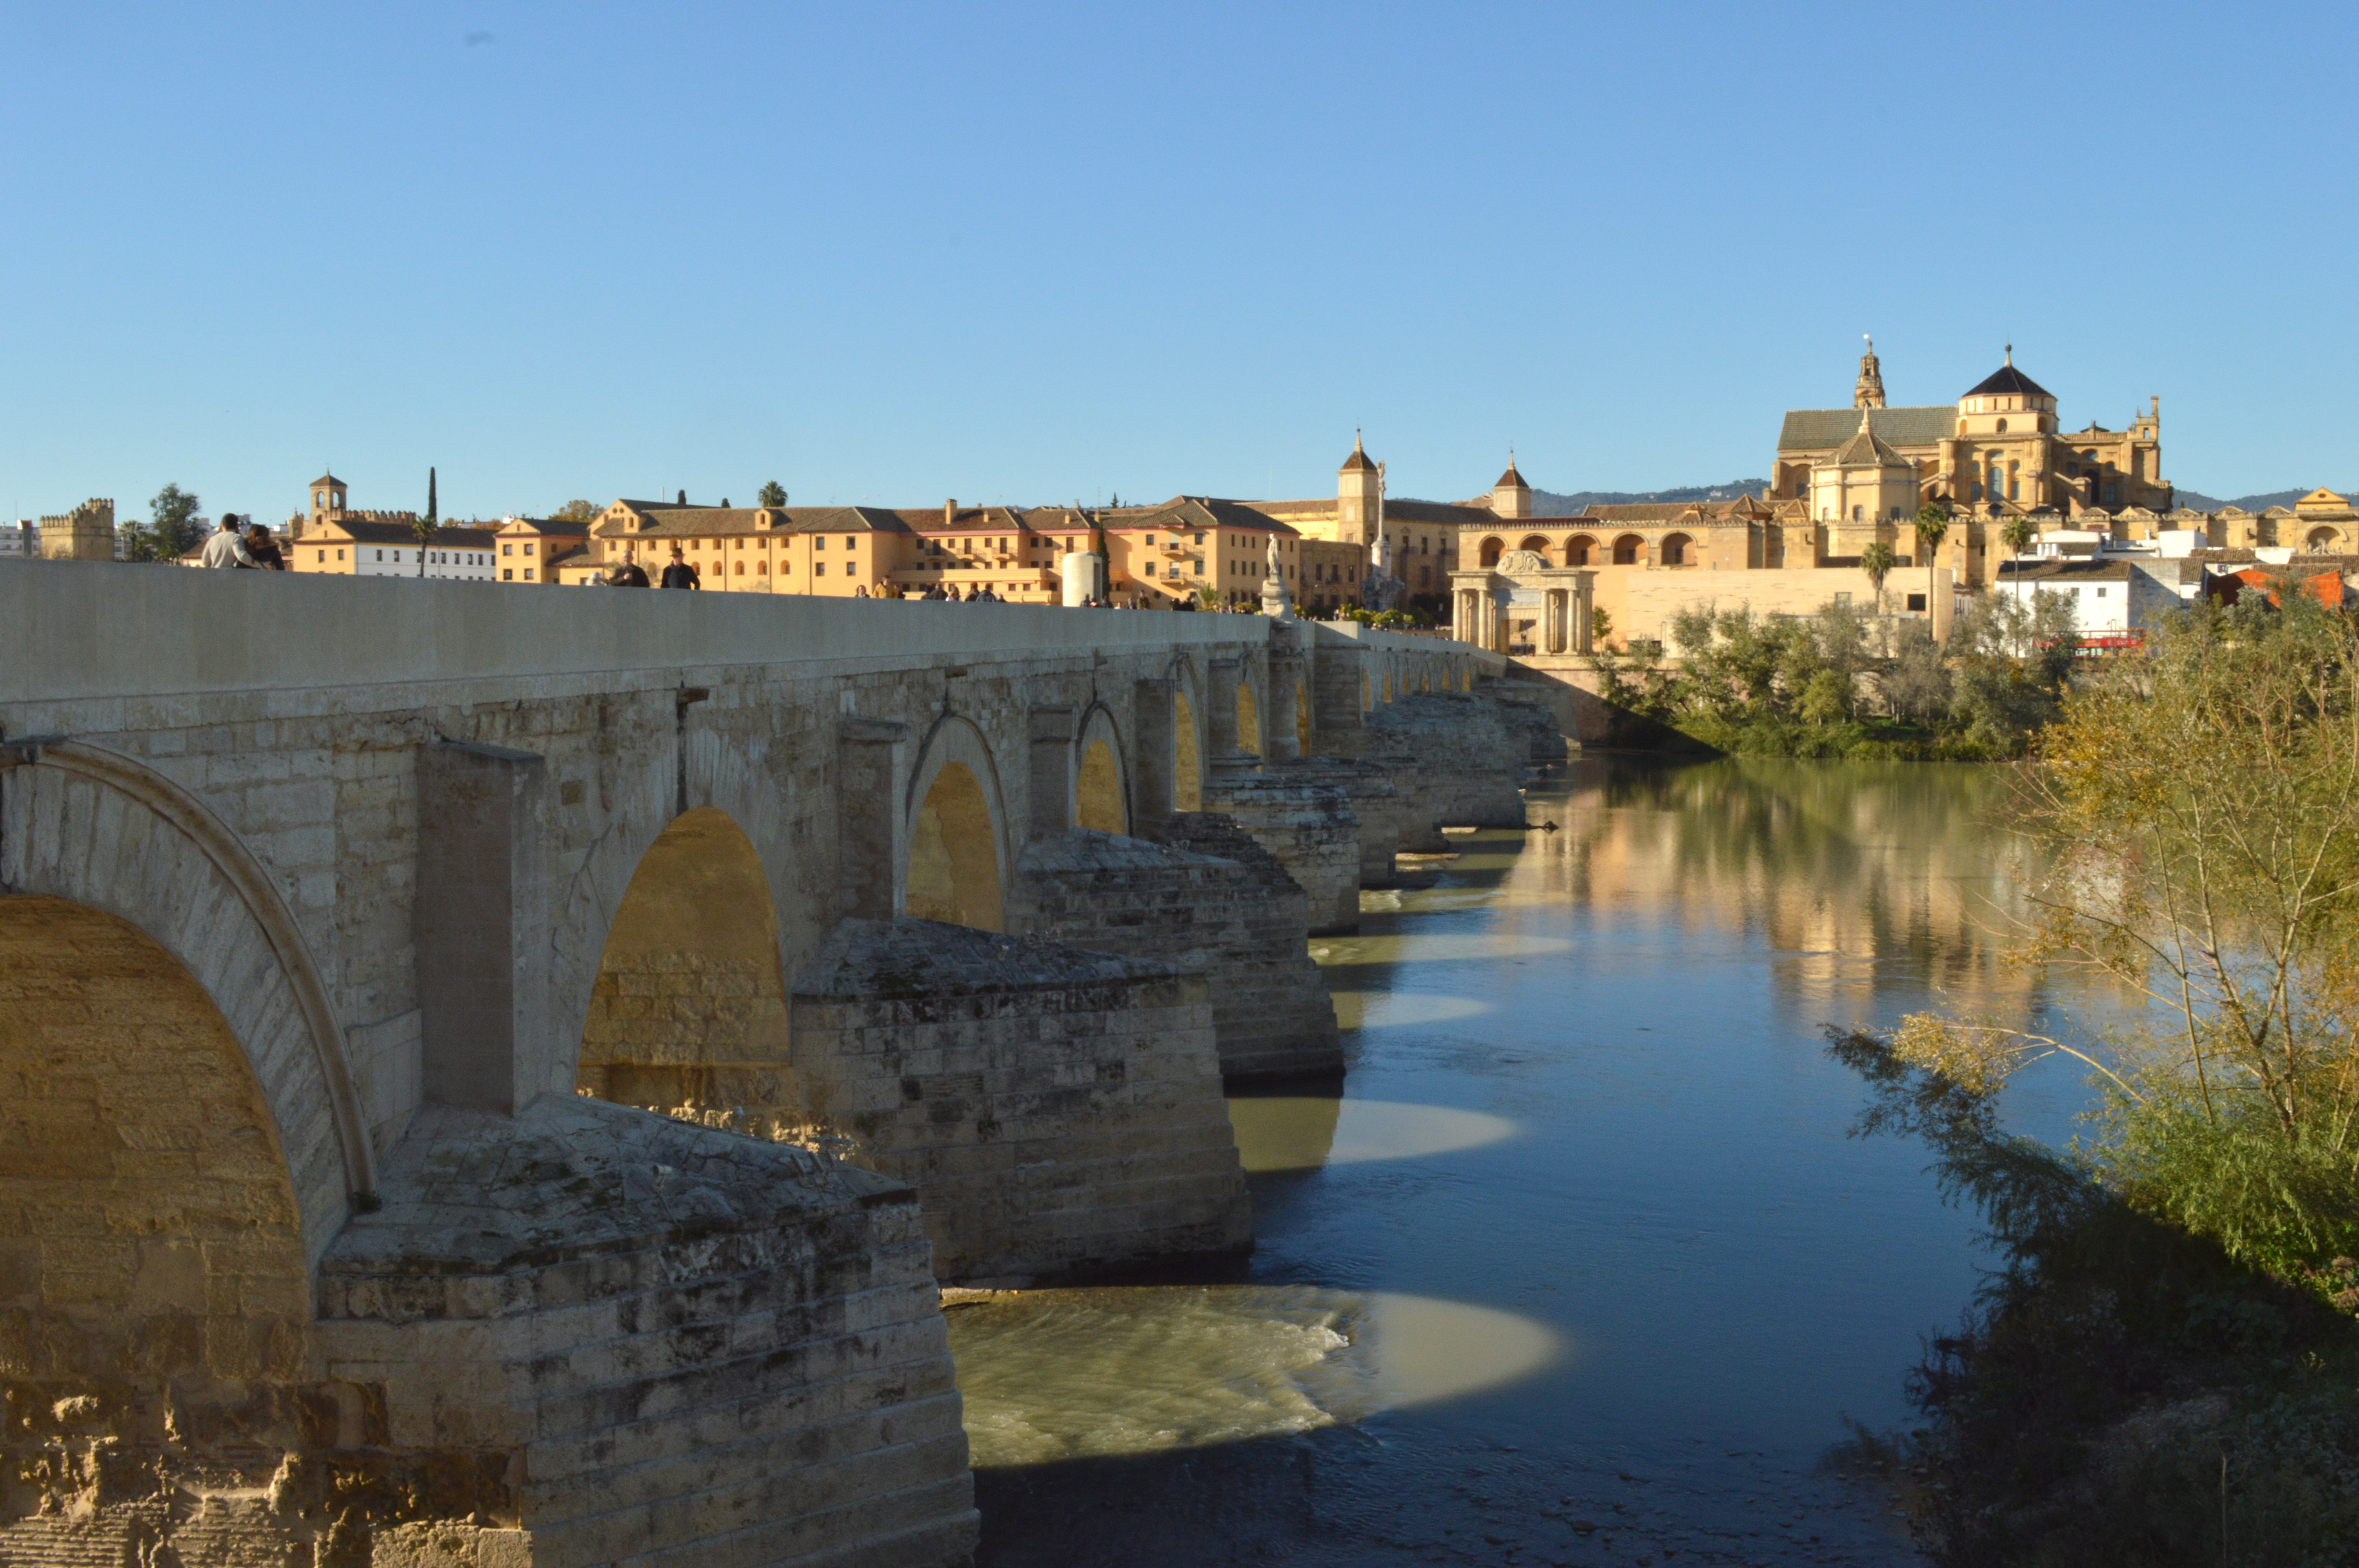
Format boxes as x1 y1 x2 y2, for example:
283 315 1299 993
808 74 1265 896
0 560 1523 1568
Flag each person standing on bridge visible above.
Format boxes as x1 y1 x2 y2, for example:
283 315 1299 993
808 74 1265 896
660 544 699 590
606 546 650 588
200 515 257 568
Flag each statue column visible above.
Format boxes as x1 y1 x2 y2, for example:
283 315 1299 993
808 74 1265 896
1543 588 1567 654
1574 570 1596 655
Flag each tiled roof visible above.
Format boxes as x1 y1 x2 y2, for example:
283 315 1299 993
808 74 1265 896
1997 558 2136 582
1830 416 1912 469
309 520 500 548
1117 497 1301 535
1964 362 2055 399
1385 500 1496 525
1777 406 1953 451
1495 462 1528 490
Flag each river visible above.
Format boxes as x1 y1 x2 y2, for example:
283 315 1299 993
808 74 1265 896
952 755 2128 1566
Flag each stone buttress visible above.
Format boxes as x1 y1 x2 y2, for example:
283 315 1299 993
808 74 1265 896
787 918 1250 1285
1008 826 1342 1082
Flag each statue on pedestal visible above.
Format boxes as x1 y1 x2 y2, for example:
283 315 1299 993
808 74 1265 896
1359 532 1404 612
1259 533 1296 620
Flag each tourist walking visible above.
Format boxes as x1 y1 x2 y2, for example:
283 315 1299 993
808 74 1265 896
659 545 699 589
200 515 257 568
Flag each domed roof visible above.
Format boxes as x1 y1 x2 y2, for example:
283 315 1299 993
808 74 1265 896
1339 432 1377 474
1964 349 2053 401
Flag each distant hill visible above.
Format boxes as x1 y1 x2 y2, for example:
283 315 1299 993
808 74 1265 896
1527 480 1769 513
2171 488 2352 513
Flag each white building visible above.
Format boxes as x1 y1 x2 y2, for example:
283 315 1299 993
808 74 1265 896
1994 557 2180 637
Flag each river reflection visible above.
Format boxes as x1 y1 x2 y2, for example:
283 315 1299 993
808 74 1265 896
964 756 2134 1567
1226 1096 1520 1172
949 1287 1561 1468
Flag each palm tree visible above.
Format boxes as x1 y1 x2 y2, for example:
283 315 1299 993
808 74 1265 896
1913 503 1951 635
2001 514 2036 582
1860 540 1896 615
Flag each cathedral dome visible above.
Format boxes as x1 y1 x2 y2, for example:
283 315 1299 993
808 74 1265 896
1963 352 2053 402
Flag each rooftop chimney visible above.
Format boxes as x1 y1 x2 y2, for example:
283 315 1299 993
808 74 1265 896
944 499 956 528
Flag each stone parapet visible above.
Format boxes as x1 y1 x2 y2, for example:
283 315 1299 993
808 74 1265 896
1009 826 1342 1082
788 917 1250 1284
1198 766 1363 935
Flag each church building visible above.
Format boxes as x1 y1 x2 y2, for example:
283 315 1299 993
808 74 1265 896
1772 340 2172 517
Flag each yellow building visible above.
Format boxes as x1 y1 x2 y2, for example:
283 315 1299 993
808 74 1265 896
1249 434 1482 601
1097 497 1321 608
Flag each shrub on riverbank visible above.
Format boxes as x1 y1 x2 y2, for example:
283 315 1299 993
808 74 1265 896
1830 597 2359 1564
1597 592 2077 757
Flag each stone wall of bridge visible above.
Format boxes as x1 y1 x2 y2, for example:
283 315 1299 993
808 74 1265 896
0 561 1524 1568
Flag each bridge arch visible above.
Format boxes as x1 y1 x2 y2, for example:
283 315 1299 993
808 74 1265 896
1074 703 1129 835
0 741 374 1253
904 714 1010 931
578 807 791 1126
0 895 319 1540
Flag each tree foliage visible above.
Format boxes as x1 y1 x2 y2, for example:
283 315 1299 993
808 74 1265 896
550 498 600 524
131 483 204 562
756 480 787 508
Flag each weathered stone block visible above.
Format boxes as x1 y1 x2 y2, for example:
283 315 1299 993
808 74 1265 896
789 917 1249 1283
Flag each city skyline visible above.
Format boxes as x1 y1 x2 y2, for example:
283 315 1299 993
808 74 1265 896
5 4 2353 524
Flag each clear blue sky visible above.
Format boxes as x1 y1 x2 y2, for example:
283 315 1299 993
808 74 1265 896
4 2 2350 526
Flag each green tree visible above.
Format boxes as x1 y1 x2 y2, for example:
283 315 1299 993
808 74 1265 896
1912 503 1951 632
756 480 787 508
413 466 439 576
144 483 204 561
551 498 600 525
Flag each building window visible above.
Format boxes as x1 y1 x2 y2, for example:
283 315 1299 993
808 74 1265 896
1851 505 1863 522
814 562 824 576
503 543 513 555
1906 592 1927 612
524 543 534 555
375 549 383 561
524 568 534 580
317 550 326 562
503 568 513 580
1996 419 2008 434
758 561 768 574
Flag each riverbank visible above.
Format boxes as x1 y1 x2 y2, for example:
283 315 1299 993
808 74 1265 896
1830 1029 2359 1564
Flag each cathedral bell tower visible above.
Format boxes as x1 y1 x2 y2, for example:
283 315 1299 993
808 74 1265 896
1854 336 1886 410
1338 431 1380 545
1491 450 1533 519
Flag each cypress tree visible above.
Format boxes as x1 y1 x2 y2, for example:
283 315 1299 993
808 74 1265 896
414 466 440 576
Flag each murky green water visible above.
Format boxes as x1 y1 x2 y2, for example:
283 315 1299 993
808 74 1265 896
956 755 2129 1566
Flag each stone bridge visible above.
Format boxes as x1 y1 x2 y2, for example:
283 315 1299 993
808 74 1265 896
0 563 1544 1567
